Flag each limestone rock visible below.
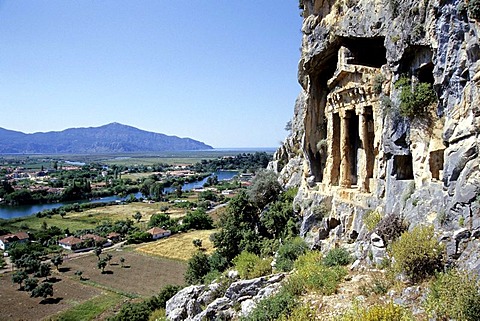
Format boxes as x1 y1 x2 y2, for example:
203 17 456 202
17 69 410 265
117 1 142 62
274 0 480 272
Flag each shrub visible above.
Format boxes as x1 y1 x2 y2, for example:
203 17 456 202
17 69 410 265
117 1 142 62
468 0 480 19
375 213 408 244
242 288 297 321
373 74 386 94
156 284 181 309
277 303 317 321
185 251 211 285
233 251 272 279
323 247 352 267
339 301 414 321
359 274 392 296
275 237 308 272
148 309 167 321
395 76 437 118
285 251 347 295
389 225 444 283
363 210 382 232
425 269 480 321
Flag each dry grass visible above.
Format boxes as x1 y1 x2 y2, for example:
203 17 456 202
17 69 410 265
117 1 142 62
136 229 218 261
63 250 186 297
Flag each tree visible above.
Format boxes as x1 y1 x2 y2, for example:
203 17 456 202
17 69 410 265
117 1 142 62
75 270 84 281
51 255 63 271
106 253 113 265
35 263 51 281
213 190 260 262
59 211 66 219
160 205 169 214
94 246 103 260
98 259 107 273
248 170 282 209
133 211 142 223
120 257 125 268
31 282 54 301
192 239 203 249
182 209 214 230
185 251 211 285
24 277 39 292
11 270 28 290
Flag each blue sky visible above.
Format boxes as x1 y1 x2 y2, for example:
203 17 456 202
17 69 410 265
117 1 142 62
0 1 302 148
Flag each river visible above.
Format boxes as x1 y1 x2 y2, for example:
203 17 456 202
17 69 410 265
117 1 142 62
0 170 238 220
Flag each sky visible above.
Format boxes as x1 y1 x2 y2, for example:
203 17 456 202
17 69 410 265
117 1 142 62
0 1 303 148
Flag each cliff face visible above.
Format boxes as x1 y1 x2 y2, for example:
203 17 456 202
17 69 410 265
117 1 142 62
273 0 480 271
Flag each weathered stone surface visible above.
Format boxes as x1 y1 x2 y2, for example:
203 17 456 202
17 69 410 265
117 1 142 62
166 274 286 320
274 0 480 273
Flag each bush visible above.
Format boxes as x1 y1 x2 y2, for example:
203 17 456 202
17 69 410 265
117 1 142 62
425 269 480 321
156 284 181 309
242 288 297 321
275 237 308 272
395 76 437 118
373 74 386 94
375 213 408 244
182 209 214 230
468 0 480 19
233 251 272 279
185 251 211 285
389 225 444 282
339 301 413 321
285 251 347 296
323 247 352 267
363 210 382 232
277 303 317 321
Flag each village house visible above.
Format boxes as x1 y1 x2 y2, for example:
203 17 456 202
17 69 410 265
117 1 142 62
146 227 171 240
58 236 83 251
0 231 29 250
58 233 110 251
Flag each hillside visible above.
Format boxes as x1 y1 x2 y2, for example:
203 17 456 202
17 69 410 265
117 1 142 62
0 123 213 153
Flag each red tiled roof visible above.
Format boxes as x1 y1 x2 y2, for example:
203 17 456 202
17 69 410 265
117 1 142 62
81 234 106 242
147 227 170 235
0 231 29 243
58 236 83 245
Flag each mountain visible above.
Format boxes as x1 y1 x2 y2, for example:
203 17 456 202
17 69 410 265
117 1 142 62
0 123 213 153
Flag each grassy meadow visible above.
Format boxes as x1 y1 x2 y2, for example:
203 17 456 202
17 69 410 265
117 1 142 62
136 229 218 261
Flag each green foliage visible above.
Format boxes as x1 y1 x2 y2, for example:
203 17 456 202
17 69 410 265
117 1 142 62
285 251 347 296
359 274 392 296
389 225 444 283
0 256 6 269
182 209 214 230
363 210 382 232
109 301 152 321
127 231 152 244
277 303 317 321
148 309 167 321
233 251 272 279
213 191 259 262
425 269 480 321
24 277 39 292
260 198 296 239
156 284 181 309
373 74 386 94
275 237 308 272
31 282 54 300
242 288 298 321
185 251 211 285
312 204 329 220
395 76 437 118
468 0 480 19
12 270 28 289
323 247 352 267
248 170 282 209
338 301 414 321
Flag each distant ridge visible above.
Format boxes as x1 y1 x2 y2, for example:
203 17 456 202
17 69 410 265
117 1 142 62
0 123 213 154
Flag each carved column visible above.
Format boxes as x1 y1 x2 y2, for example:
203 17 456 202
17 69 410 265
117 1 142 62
358 108 369 192
339 110 351 188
